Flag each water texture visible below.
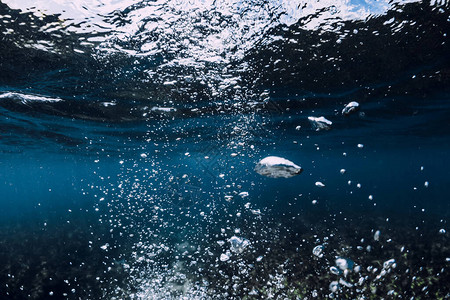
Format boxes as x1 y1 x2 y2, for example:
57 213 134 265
0 0 450 299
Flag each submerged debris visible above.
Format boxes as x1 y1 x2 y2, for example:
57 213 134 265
255 156 302 178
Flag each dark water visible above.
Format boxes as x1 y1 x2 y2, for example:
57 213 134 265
1 0 450 299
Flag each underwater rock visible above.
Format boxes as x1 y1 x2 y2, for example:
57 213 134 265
229 236 250 254
342 101 360 115
254 156 302 178
308 116 332 131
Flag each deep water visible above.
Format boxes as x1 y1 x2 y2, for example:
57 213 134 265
1 0 450 299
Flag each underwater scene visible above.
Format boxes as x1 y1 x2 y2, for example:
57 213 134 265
0 0 450 299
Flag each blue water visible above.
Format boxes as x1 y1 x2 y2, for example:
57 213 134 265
1 0 450 299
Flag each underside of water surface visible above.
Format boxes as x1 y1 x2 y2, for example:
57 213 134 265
0 0 450 299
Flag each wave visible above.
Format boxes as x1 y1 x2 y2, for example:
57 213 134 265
0 0 449 105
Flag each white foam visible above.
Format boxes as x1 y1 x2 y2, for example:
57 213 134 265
229 236 250 254
220 252 230 262
0 92 62 103
255 156 302 178
151 106 177 113
374 230 381 241
342 101 360 115
308 116 332 131
312 245 324 258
